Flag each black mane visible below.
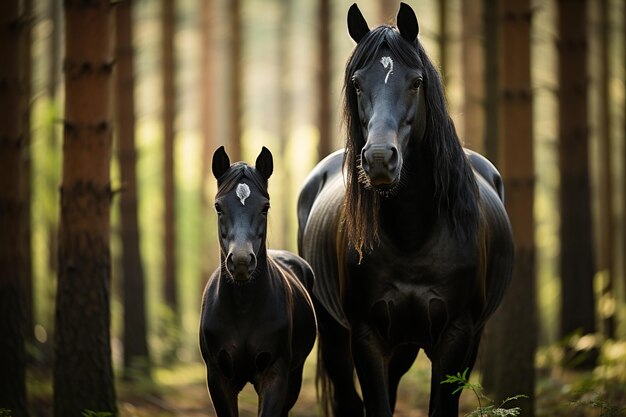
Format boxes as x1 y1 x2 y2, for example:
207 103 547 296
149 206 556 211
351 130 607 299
342 25 480 257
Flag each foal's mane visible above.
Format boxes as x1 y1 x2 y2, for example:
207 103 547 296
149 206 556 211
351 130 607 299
342 25 480 257
215 162 269 199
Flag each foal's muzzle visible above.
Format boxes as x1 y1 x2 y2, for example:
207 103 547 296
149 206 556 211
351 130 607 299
226 249 257 282
361 143 399 188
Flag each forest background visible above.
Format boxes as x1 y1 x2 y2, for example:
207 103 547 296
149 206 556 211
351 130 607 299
0 0 625 416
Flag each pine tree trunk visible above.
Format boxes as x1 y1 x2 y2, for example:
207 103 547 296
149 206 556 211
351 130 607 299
228 0 242 161
21 0 35 353
438 0 448 86
597 0 616 340
162 0 178 318
200 0 216 288
0 1 28 415
378 0 397 24
461 0 484 152
53 1 117 415
558 0 598 367
482 0 499 163
484 2 537 414
317 0 332 160
116 0 151 378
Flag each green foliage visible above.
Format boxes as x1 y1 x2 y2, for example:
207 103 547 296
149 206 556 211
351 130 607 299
441 368 527 417
0 409 12 417
570 391 626 417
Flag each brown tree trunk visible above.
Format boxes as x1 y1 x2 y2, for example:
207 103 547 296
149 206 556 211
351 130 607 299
228 0 242 161
378 0 397 24
438 0 448 86
461 0 484 152
0 1 28 415
597 0 616 340
278 0 292 250
21 0 34 353
162 0 178 318
483 1 537 414
317 0 332 160
116 0 151 379
200 0 216 288
53 1 117 415
482 0 499 163
558 0 598 367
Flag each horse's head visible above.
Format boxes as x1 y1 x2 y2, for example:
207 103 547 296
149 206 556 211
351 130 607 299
212 146 274 284
345 2 426 191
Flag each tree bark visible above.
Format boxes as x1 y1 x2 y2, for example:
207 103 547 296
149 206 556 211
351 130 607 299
461 0 484 152
0 1 28 415
557 0 598 367
482 0 499 163
162 0 178 318
53 1 117 415
483 2 537 415
116 0 151 379
438 0 448 87
228 0 242 161
378 0 397 24
317 0 332 160
597 0 616 340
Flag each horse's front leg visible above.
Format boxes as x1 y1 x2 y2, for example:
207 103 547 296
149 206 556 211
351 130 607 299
256 360 289 417
427 315 480 417
207 368 240 417
352 322 392 417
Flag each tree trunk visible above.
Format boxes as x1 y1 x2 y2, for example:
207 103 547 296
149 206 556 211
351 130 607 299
438 0 448 87
0 1 28 415
228 0 242 161
482 0 499 163
461 0 484 152
116 0 151 379
317 0 332 160
278 0 292 250
483 2 537 415
21 0 35 353
162 0 178 318
200 0 217 289
558 0 598 368
378 0 397 24
597 0 616 340
53 1 117 415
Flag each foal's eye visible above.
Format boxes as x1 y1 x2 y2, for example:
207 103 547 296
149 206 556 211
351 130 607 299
352 77 361 93
261 203 270 215
412 78 423 91
214 203 222 214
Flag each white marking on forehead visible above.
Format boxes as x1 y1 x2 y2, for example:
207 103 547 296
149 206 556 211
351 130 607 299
236 183 251 206
380 56 394 84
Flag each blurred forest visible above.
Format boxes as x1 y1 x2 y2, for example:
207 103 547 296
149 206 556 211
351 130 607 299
0 0 626 416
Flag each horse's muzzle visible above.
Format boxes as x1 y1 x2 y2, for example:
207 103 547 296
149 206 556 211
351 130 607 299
361 144 399 187
226 250 257 282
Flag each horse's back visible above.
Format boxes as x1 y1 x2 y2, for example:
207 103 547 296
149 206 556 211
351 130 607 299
297 150 344 253
468 151 514 325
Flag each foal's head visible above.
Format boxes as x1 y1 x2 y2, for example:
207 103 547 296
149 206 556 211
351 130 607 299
212 146 274 284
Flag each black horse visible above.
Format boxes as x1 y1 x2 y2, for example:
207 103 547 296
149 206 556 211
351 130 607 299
200 146 317 417
297 3 514 417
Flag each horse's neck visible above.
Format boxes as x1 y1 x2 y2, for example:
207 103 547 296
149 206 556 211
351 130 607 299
379 157 439 248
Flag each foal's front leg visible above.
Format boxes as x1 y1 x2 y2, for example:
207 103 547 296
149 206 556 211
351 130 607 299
207 369 239 417
352 322 393 417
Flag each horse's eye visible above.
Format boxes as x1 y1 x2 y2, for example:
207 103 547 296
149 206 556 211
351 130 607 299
412 78 422 90
352 77 361 92
262 203 270 214
214 203 222 214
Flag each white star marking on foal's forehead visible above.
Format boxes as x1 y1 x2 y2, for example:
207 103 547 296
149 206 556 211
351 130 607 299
236 183 251 206
380 56 394 84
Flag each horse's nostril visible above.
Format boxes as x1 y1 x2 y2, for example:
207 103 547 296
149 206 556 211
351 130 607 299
226 253 235 273
248 253 257 273
387 147 398 171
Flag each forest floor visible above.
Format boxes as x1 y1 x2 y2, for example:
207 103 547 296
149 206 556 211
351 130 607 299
26 344 626 417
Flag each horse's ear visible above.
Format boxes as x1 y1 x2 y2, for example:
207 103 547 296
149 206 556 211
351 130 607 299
255 146 273 180
212 146 231 180
347 4 370 43
397 2 419 42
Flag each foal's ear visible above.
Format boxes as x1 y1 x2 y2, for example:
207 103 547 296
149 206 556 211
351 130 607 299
255 147 273 180
347 4 370 44
212 146 231 180
397 2 419 42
